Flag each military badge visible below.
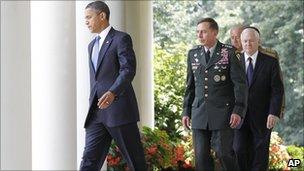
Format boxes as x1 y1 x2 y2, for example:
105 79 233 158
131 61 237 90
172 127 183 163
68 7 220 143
221 75 226 81
214 65 219 70
236 53 241 61
191 61 200 70
214 75 221 82
221 66 227 69
216 48 229 65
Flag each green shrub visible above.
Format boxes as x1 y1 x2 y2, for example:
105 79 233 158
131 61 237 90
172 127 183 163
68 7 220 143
287 145 304 170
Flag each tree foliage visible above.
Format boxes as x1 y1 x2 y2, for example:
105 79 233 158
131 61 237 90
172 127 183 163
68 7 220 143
153 0 304 145
154 43 189 140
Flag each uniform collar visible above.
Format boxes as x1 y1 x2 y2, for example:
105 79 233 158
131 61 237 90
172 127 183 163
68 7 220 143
204 40 218 57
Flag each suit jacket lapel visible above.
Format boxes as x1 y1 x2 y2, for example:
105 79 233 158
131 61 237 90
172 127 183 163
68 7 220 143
95 28 114 73
241 53 251 87
206 41 222 69
88 40 96 74
251 51 264 86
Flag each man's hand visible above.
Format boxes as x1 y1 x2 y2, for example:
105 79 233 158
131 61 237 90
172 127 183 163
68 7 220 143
230 113 241 129
267 114 279 129
97 91 115 109
182 116 191 130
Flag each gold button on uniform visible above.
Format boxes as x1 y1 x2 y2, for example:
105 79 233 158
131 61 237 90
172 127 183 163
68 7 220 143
205 70 208 73
205 94 208 97
205 86 208 89
205 78 208 81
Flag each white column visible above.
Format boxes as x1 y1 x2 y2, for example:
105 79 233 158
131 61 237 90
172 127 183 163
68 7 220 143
31 1 77 170
106 1 126 31
76 0 93 168
0 1 32 170
125 1 154 128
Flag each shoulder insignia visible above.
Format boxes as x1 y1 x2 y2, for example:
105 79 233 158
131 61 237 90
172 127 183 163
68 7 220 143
222 44 233 49
259 46 279 59
189 45 201 53
235 52 241 61
191 45 202 50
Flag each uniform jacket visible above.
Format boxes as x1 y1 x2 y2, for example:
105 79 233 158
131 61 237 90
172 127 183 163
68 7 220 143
182 41 247 130
84 28 139 128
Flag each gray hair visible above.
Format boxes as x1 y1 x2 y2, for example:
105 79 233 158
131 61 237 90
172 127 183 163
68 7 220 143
230 25 244 33
241 28 260 41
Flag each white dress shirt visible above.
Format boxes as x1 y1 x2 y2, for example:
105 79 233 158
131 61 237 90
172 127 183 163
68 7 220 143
244 50 258 72
96 25 112 50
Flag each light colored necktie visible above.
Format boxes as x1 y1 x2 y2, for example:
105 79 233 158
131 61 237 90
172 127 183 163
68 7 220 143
91 35 101 71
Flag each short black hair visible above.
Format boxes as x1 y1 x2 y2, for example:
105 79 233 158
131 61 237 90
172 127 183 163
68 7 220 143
86 1 110 21
244 26 260 35
197 18 219 31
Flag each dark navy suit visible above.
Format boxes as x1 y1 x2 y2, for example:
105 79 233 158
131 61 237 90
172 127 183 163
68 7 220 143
234 51 284 171
80 27 147 171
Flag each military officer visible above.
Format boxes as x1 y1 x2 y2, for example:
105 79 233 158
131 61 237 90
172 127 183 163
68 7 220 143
230 25 244 53
182 18 247 171
230 25 244 61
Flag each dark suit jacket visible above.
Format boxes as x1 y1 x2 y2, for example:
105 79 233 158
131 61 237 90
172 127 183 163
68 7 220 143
182 41 247 130
240 51 284 131
84 28 139 128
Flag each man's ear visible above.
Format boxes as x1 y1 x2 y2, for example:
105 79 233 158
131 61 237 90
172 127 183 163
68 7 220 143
258 38 261 45
99 12 106 21
213 30 218 37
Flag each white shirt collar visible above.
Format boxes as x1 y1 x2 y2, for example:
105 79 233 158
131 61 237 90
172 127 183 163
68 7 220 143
245 50 258 62
244 50 258 69
97 25 111 39
95 25 112 49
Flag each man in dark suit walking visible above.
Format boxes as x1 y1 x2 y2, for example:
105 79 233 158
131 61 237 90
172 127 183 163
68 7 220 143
79 1 147 171
182 18 247 171
234 27 284 171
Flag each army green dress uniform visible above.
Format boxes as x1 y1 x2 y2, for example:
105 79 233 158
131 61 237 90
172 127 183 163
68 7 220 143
182 40 247 170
